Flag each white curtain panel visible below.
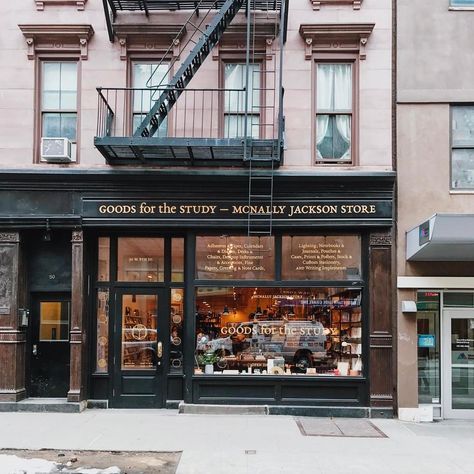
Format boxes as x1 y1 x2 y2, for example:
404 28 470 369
316 63 351 111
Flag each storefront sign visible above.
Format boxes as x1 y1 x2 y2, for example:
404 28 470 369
282 235 361 280
82 199 391 222
196 236 274 280
418 334 435 348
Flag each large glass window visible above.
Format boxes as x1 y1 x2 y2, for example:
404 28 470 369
451 106 474 189
41 62 78 142
224 63 261 139
132 62 168 136
196 236 274 280
316 63 352 163
117 238 165 282
417 292 441 405
282 235 361 280
195 287 362 376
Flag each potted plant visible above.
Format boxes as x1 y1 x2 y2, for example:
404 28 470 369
197 351 219 374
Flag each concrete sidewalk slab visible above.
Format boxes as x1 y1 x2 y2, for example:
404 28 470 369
0 411 472 474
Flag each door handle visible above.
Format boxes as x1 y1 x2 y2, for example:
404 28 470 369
157 341 163 358
32 344 37 356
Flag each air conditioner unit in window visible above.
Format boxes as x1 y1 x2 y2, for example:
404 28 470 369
40 137 74 163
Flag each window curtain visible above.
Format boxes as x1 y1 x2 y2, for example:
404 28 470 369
316 64 352 160
336 115 351 159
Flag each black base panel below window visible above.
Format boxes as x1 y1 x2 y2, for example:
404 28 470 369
192 376 368 406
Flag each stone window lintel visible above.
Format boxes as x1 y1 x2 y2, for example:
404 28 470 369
35 0 88 11
299 23 375 60
310 0 363 10
18 24 94 60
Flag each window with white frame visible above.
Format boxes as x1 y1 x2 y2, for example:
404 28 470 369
451 105 474 190
316 63 353 163
41 61 78 143
132 62 168 136
224 63 261 139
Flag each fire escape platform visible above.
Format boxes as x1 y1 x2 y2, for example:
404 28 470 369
95 136 281 166
108 0 282 12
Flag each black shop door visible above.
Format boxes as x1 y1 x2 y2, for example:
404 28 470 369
29 294 71 397
111 289 168 408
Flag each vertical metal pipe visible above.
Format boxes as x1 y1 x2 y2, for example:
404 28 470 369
244 0 252 155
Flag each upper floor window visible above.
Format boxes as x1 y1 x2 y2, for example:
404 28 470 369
224 63 261 139
132 62 168 136
41 61 78 143
316 63 353 163
451 106 474 190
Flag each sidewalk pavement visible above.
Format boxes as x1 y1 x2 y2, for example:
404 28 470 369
1 410 474 474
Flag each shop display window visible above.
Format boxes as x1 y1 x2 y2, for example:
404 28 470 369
170 289 184 374
195 235 275 280
96 289 109 373
282 235 361 280
194 287 362 376
117 238 165 282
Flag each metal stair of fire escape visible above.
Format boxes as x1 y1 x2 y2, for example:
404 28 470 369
134 0 246 138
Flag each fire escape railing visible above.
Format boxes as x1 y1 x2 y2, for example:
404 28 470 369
96 86 279 141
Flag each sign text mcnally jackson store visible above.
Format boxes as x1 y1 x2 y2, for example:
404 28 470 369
83 199 392 221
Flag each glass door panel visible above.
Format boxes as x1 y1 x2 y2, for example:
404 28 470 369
451 318 474 410
112 289 166 408
121 294 158 370
417 292 440 405
443 309 474 418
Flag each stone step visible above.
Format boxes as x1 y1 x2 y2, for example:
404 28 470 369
178 402 268 415
0 398 86 413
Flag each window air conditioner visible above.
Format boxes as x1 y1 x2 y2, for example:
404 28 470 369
40 137 74 163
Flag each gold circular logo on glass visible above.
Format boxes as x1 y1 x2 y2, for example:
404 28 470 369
131 324 148 341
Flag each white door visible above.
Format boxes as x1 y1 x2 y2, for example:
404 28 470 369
442 309 474 419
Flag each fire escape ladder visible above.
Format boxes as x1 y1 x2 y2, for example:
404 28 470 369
134 0 245 138
245 0 284 237
247 156 275 236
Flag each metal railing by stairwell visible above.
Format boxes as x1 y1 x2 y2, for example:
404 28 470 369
97 86 278 140
95 85 281 164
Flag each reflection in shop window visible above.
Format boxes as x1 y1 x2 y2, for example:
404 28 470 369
96 289 109 373
194 287 362 376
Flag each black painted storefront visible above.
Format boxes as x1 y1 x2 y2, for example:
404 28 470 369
0 169 395 412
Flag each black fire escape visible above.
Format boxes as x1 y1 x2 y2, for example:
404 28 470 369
96 0 288 234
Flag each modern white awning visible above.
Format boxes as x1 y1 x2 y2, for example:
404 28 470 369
406 214 474 261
